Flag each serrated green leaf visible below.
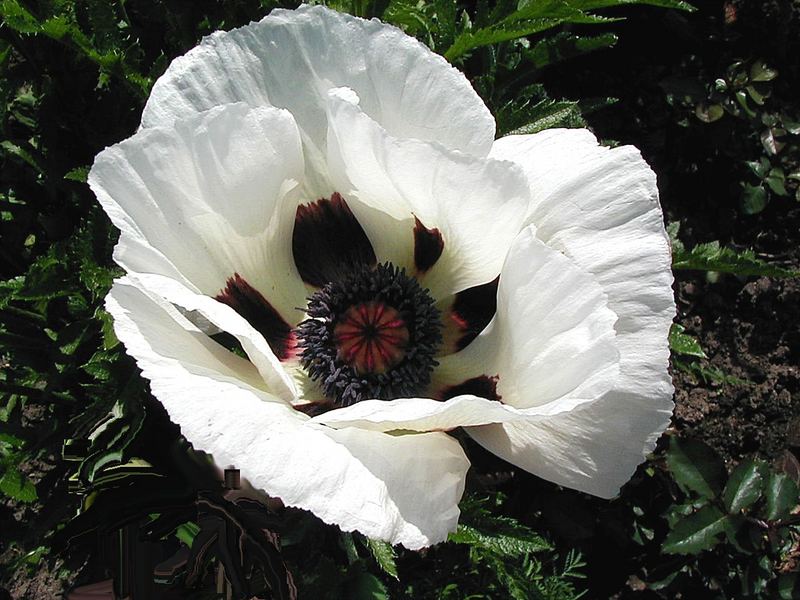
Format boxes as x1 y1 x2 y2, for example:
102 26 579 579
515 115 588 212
64 166 89 183
445 18 575 61
662 505 729 554
525 31 617 69
723 459 765 513
764 472 799 521
0 467 37 502
445 0 620 61
366 538 398 580
669 324 706 358
97 309 119 350
672 240 798 277
564 0 695 10
0 140 44 174
40 15 70 39
666 437 726 498
506 100 582 135
449 523 551 556
0 0 42 34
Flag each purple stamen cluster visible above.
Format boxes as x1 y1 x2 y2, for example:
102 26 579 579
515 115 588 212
297 263 442 406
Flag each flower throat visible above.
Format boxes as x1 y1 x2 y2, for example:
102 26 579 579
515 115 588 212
296 263 442 406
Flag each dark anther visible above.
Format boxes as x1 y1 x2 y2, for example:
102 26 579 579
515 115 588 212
296 263 442 406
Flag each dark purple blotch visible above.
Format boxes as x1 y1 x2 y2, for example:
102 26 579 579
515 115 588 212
216 274 295 361
451 277 499 350
413 216 444 273
292 193 376 287
439 375 501 402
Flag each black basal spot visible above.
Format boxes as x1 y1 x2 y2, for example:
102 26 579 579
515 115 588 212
413 216 444 273
216 274 295 360
440 375 501 402
292 193 376 287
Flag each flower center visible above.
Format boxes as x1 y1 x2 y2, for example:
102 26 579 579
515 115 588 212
297 263 441 406
334 302 409 375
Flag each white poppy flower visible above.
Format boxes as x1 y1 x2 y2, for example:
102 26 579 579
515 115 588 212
91 5 675 550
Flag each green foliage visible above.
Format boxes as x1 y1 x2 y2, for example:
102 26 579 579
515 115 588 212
449 496 552 556
667 297 748 387
381 492 585 599
654 438 800 597
440 0 692 62
764 472 800 522
0 432 36 502
723 460 766 514
380 0 686 137
666 437 727 499
666 57 800 213
672 358 750 387
669 223 798 277
0 0 154 98
673 240 798 277
668 324 706 358
0 465 37 502
366 538 399 580
662 505 729 555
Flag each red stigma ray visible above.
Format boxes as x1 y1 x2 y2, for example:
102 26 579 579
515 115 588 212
333 301 410 375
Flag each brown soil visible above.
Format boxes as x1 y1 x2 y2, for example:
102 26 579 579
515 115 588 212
672 207 800 464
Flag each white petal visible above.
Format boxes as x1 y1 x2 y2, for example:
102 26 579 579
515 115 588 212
325 89 530 299
142 5 494 160
311 395 527 432
320 426 469 549
439 226 620 414
489 130 674 398
467 395 673 498
107 277 470 549
105 277 280 402
469 130 676 497
315 226 620 433
125 272 297 404
90 103 308 326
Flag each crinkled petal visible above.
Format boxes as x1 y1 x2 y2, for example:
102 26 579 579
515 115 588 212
105 277 281 402
142 4 494 163
107 277 470 549
321 426 469 549
438 226 620 414
314 226 620 432
311 395 526 432
90 103 308 327
325 88 530 299
489 129 674 398
466 395 673 498
125 272 297 403
474 130 674 496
